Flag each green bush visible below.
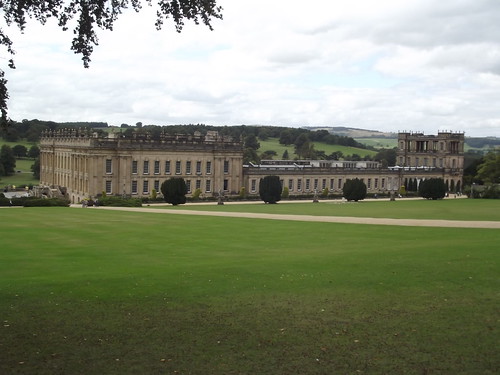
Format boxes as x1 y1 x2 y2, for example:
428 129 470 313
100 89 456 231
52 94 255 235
141 196 165 204
0 197 11 206
99 196 142 207
238 187 246 199
418 178 446 200
23 198 70 207
482 185 500 199
259 175 282 204
342 178 367 201
161 177 188 205
282 186 289 199
0 197 69 207
192 188 202 201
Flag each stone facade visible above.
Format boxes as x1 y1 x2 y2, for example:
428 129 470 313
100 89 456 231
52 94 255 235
39 129 244 203
39 130 464 202
244 160 400 195
396 131 464 192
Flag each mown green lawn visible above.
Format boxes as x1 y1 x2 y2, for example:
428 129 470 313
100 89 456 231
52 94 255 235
0 158 38 187
0 139 38 187
258 137 377 158
158 198 500 222
0 207 498 374
354 137 397 149
0 139 36 149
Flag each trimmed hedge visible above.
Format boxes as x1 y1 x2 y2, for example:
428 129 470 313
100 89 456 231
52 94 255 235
343 178 367 201
161 177 188 205
259 175 282 204
419 178 446 200
0 197 70 207
98 196 143 207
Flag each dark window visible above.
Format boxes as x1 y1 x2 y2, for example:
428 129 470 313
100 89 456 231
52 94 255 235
105 180 112 194
105 159 112 174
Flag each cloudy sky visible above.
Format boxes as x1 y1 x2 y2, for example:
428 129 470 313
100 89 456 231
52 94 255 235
3 0 500 137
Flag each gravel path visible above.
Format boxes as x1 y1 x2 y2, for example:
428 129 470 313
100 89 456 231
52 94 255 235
80 205 500 229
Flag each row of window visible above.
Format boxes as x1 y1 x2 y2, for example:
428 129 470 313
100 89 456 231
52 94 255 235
104 179 230 195
249 177 390 193
106 159 230 175
399 157 457 168
400 140 446 152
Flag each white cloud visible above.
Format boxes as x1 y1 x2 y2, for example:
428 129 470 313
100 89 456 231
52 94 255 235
2 0 500 136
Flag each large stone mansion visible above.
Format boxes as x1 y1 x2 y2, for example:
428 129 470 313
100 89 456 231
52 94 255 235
39 129 464 203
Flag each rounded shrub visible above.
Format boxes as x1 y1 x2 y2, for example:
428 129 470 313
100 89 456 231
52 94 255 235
342 178 367 201
418 178 447 200
161 177 188 205
259 175 282 204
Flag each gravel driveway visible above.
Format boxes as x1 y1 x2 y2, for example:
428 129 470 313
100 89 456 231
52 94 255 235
79 204 500 229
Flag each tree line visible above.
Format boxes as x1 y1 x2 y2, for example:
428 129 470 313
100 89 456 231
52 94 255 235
0 119 108 143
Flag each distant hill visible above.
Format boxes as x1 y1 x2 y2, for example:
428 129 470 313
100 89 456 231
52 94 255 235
304 126 396 138
304 127 499 152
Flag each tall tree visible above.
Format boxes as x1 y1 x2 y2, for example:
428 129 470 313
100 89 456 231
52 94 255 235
161 177 188 206
374 148 397 167
476 151 500 184
294 133 316 159
260 150 277 160
328 151 343 160
342 178 367 202
257 128 270 141
279 130 294 145
0 144 16 176
244 134 260 150
293 133 309 152
12 144 27 157
0 1 223 124
27 145 40 158
418 178 446 200
243 148 260 164
259 175 282 204
31 156 40 179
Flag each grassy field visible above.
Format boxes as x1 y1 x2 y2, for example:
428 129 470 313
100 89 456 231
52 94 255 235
159 198 500 222
0 203 498 374
0 139 38 188
0 139 36 149
0 158 38 187
258 138 377 158
354 137 397 149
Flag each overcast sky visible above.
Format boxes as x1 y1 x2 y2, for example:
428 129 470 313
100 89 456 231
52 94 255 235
3 0 500 137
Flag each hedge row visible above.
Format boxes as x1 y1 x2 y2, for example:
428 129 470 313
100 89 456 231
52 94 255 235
0 197 70 207
98 196 143 207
